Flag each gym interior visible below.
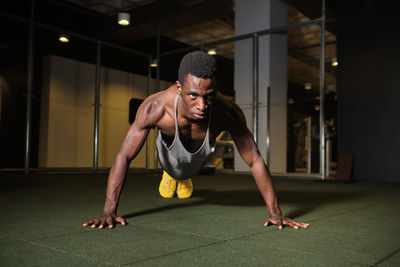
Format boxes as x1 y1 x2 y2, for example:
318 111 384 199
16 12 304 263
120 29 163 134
1 0 399 266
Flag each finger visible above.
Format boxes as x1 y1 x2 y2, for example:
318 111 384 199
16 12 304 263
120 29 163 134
292 221 309 229
106 217 114 229
285 219 309 229
115 217 127 226
264 220 270 227
83 220 93 227
277 220 283 230
294 221 309 228
91 219 100 228
284 221 298 229
99 217 108 229
283 219 299 229
301 222 310 228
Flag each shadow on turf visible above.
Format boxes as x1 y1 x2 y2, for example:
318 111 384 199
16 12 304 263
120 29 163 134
122 189 367 220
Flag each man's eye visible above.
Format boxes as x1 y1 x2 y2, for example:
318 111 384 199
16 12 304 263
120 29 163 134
189 94 197 99
205 93 215 100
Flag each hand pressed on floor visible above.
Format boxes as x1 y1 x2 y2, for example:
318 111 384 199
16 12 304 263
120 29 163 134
264 215 310 230
83 213 126 229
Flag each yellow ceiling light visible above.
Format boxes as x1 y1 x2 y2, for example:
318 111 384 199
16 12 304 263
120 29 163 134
304 82 312 90
58 34 70 43
331 57 338 67
288 98 294 104
150 58 158 68
118 12 130 26
207 48 216 55
314 105 320 111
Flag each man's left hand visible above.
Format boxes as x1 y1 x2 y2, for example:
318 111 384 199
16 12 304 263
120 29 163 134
264 215 310 230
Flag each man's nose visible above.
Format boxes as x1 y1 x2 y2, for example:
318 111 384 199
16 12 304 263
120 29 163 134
196 98 206 111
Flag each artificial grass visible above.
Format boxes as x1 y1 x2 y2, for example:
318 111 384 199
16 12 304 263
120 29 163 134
1 172 399 266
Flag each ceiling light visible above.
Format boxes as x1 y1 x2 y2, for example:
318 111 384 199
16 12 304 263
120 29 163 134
207 48 216 55
58 34 70 43
314 105 320 111
288 98 294 104
118 12 130 26
304 82 312 90
150 58 158 68
331 57 338 67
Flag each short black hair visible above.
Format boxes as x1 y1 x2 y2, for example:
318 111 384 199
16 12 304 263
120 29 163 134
178 51 217 86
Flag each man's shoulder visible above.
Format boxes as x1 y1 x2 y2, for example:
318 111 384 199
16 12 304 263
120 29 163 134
136 85 176 127
213 93 242 125
214 93 239 114
144 85 176 108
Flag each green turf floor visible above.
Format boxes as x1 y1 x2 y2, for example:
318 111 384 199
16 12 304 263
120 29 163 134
0 171 399 266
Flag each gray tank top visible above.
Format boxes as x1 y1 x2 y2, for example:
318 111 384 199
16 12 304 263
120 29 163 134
156 95 215 180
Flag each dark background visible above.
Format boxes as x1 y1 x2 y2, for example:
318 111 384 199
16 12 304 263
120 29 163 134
1 1 400 182
337 1 400 182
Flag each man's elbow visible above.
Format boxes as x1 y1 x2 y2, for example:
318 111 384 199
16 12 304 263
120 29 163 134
247 154 264 168
116 150 133 164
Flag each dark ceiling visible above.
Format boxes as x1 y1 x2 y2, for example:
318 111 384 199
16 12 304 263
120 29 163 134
0 0 337 168
0 0 337 100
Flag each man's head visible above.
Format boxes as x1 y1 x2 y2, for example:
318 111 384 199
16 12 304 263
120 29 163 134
176 51 218 121
178 50 217 86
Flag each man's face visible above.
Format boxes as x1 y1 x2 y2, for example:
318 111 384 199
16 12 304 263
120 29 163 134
177 73 217 121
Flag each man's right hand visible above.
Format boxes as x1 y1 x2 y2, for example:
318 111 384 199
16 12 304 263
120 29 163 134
83 213 126 229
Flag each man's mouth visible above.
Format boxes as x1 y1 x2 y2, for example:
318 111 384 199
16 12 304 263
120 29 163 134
193 113 205 119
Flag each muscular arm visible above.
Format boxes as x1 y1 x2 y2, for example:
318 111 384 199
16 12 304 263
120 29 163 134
226 101 309 230
84 96 164 229
227 104 280 216
103 121 149 216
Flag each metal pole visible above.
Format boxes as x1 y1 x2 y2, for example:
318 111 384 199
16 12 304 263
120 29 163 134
319 0 326 179
156 26 160 93
326 137 331 177
307 117 312 174
24 0 34 174
93 41 101 169
266 86 271 167
146 56 151 170
252 33 259 144
154 26 161 170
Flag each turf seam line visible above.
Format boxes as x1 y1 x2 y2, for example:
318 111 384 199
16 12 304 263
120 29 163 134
121 238 231 266
31 227 119 241
372 248 400 266
127 222 227 241
272 247 318 256
270 245 370 265
127 215 272 242
120 228 274 266
3 234 119 267
120 202 241 224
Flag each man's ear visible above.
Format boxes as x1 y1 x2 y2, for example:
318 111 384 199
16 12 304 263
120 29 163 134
176 81 182 95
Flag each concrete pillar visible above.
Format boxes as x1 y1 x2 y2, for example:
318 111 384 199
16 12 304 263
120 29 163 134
234 0 287 173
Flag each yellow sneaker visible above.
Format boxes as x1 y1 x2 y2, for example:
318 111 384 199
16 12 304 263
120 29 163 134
177 178 193 199
159 171 177 198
